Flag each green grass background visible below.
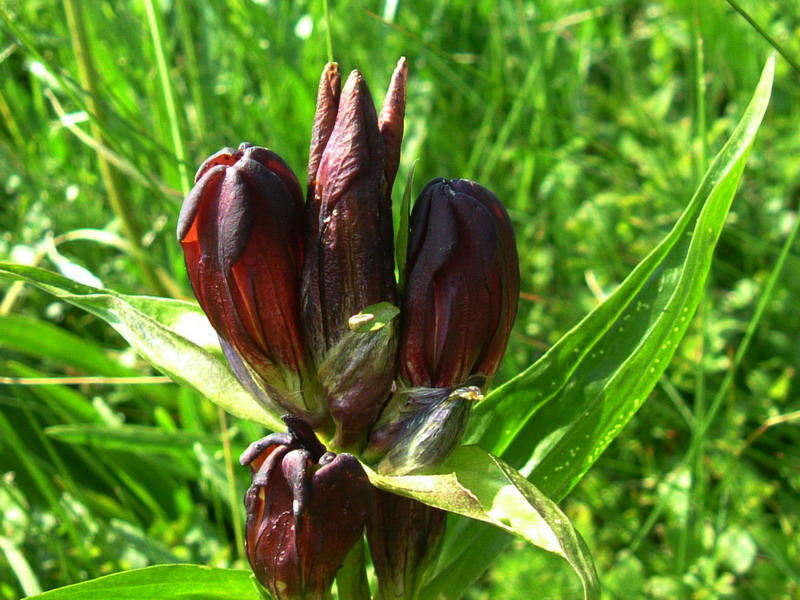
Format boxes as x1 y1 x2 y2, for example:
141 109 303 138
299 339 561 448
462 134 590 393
1 0 798 598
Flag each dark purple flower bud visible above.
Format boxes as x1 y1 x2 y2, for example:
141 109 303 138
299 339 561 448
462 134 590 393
302 63 408 449
400 178 520 389
366 178 519 473
302 69 397 355
367 490 446 600
242 417 372 600
178 143 326 426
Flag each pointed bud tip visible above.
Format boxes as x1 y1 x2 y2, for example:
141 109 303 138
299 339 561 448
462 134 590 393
379 58 408 191
342 69 368 95
393 57 408 79
319 63 341 95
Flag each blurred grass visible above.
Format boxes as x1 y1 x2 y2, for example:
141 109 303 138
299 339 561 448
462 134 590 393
0 0 798 598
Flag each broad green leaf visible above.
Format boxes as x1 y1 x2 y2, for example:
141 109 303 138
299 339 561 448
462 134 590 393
23 565 260 600
45 424 221 453
0 262 282 431
424 56 774 600
369 445 599 600
473 54 774 497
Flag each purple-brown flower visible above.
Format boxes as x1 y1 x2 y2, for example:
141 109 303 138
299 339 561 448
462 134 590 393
400 178 520 390
178 59 523 600
367 489 447 600
177 143 325 426
367 177 520 473
241 416 372 600
302 59 408 449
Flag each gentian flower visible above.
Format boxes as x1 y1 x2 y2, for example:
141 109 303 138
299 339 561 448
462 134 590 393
178 58 521 600
302 58 408 450
368 177 520 475
177 143 325 428
365 177 519 600
241 416 371 600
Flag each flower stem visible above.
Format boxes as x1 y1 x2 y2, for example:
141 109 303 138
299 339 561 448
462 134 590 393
143 0 191 196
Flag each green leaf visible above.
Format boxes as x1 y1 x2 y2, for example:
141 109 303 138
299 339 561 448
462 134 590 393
347 301 401 332
369 445 599 600
45 424 221 453
0 314 173 403
425 56 775 600
468 55 774 496
22 565 260 600
395 160 417 293
0 313 138 377
0 262 282 431
0 536 42 597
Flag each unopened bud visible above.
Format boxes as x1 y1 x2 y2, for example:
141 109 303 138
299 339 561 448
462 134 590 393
302 64 409 448
178 143 326 426
400 178 520 389
241 416 371 600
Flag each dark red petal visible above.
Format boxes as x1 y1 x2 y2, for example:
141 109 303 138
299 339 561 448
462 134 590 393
301 69 398 446
302 454 371 594
379 57 408 192
308 62 342 200
367 491 446 600
194 145 240 182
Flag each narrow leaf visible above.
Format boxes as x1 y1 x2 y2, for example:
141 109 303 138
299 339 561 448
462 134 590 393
395 160 417 292
0 536 42 597
45 424 221 453
468 55 775 498
424 56 775 600
22 565 260 600
0 262 282 431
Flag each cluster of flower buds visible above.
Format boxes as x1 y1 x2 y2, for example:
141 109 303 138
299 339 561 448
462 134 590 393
178 58 519 600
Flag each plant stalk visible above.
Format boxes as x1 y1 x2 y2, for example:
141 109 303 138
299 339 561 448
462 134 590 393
144 0 191 196
62 0 168 296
